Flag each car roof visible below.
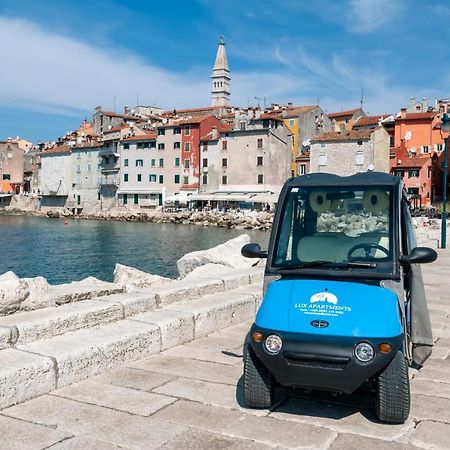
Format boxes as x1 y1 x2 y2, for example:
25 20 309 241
286 172 401 188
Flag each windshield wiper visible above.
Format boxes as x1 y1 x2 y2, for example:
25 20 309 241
277 260 377 270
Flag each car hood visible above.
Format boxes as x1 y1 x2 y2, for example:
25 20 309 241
255 279 402 338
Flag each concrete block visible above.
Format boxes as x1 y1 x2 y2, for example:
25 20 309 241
0 299 124 345
96 291 158 316
18 319 161 388
167 291 256 338
3 394 186 449
131 309 194 350
51 379 176 416
0 414 72 449
0 348 56 409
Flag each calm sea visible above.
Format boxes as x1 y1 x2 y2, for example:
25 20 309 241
0 216 269 284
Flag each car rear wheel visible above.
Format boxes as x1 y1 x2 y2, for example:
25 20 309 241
243 344 274 409
375 351 410 423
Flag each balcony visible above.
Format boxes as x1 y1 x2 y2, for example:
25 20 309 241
100 175 119 186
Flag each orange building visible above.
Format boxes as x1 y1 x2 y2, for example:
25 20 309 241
390 109 446 206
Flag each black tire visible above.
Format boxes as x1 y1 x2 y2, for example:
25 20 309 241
375 351 410 423
243 344 274 409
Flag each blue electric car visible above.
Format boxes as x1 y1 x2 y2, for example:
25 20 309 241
241 172 437 423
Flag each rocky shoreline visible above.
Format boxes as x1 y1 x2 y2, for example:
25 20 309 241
0 207 274 231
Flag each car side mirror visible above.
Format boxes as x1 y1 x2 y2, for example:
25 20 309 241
400 247 438 264
241 243 268 259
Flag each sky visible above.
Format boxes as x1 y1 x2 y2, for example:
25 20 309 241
0 0 449 142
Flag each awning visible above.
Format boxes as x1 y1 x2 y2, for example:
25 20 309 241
0 181 13 193
165 191 193 203
188 192 255 202
117 189 163 195
249 192 280 203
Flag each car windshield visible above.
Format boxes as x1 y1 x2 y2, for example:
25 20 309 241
272 185 394 272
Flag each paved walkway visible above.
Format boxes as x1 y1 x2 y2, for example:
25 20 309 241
1 252 449 449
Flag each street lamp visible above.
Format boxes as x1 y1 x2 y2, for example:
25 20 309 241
440 113 450 248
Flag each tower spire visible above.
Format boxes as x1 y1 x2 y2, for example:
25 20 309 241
211 35 231 107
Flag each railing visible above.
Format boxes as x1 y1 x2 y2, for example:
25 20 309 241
99 175 119 186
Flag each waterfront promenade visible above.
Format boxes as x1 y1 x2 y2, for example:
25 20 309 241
0 252 448 449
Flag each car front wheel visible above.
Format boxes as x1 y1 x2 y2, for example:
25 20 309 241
375 351 410 423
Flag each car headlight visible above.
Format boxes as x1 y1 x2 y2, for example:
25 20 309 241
354 342 375 362
264 334 282 355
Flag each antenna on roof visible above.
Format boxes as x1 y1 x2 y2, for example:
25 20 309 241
360 88 364 109
136 93 139 106
113 96 116 113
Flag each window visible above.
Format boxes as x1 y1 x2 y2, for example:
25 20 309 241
202 158 208 168
158 143 165 150
134 194 139 205
123 194 128 205
436 144 443 152
124 158 129 167
409 169 420 178
356 151 364 165
123 143 130 150
257 138 263 148
257 156 263 166
184 142 191 152
175 157 180 167
202 142 208 151
136 159 143 167
389 135 395 147
2 174 10 180
184 126 191 136
257 174 264 184
151 159 156 167
149 174 156 182
222 140 227 150
184 159 190 168
357 140 363 146
263 120 270 128
222 175 228 184
174 127 181 135
299 164 306 175
123 173 129 182
183 176 189 184
289 119 295 127
137 174 142 182
159 158 164 167
428 167 433 178
159 175 164 184
149 141 156 148
174 142 181 149
202 174 208 184
222 158 228 167
318 154 327 166
240 121 246 131
157 128 165 135
174 174 180 184
422 146 429 154
393 169 404 178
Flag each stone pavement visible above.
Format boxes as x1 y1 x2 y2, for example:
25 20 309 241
0 253 449 449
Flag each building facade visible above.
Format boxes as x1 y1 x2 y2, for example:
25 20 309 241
0 140 24 193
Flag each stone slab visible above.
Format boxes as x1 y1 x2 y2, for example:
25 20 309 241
408 420 450 449
411 379 450 399
222 414 337 449
167 291 256 338
270 398 414 441
96 291 158 317
2 394 186 449
90 366 175 392
129 354 242 386
0 413 72 450
47 436 124 450
0 299 124 345
18 319 161 388
51 379 176 416
130 309 194 351
0 348 56 409
411 393 450 422
329 433 421 450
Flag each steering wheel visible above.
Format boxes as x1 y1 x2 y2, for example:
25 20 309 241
347 243 389 261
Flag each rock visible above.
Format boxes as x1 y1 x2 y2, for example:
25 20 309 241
19 276 51 311
46 210 60 218
113 263 171 292
182 263 235 281
176 234 256 278
74 276 111 286
0 275 29 315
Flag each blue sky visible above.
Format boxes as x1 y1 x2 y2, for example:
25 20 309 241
0 0 449 142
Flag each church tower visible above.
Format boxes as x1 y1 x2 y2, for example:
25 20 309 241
211 35 231 107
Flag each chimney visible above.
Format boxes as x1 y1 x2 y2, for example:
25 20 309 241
95 106 102 112
124 105 129 114
422 97 428 110
287 102 293 107
211 127 218 140
409 97 416 111
400 108 407 119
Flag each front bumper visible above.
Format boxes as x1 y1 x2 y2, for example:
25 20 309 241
249 324 403 394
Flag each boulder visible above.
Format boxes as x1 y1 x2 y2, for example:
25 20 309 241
182 263 235 281
19 276 52 311
176 234 257 278
113 263 171 292
0 273 28 315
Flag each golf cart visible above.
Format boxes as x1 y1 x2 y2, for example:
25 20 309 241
241 172 437 423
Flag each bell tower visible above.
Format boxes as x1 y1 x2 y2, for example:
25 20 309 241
211 35 231 107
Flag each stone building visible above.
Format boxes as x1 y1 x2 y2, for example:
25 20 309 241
328 108 366 133
310 128 390 176
0 139 24 194
211 36 231 108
